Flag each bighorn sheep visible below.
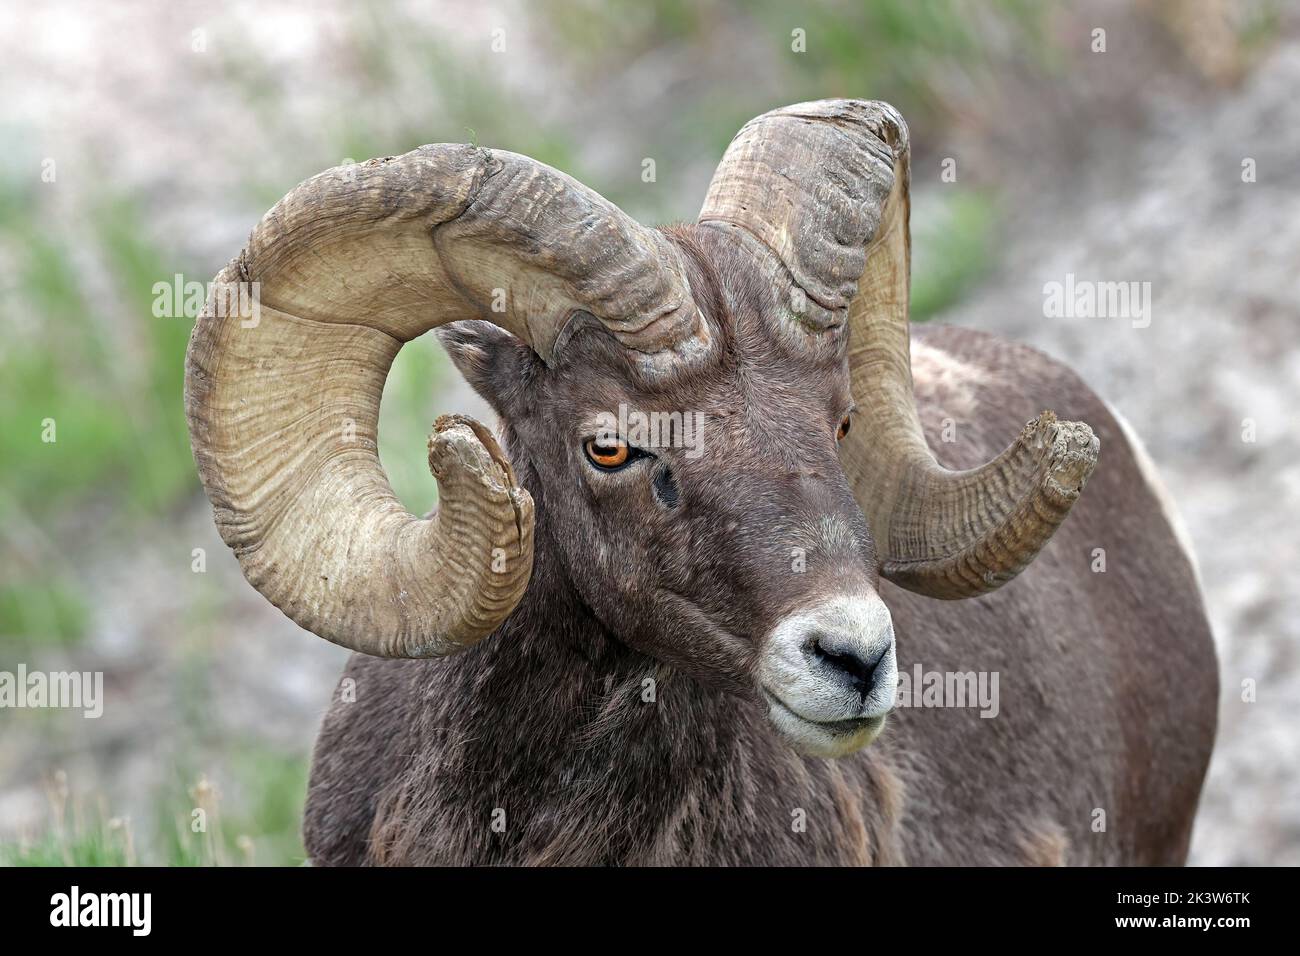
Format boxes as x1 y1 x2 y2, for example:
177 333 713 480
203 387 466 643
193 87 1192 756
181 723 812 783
185 100 1216 865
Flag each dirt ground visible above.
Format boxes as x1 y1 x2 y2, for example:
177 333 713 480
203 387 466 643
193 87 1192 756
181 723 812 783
946 39 1300 864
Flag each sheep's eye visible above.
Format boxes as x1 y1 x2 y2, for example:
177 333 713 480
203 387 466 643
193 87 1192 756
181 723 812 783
584 438 632 470
836 415 852 442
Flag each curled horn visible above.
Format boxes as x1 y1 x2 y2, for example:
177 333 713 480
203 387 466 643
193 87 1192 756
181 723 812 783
700 100 1098 598
186 145 707 656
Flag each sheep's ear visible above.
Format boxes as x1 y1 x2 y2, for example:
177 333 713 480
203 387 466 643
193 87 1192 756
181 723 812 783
436 321 539 419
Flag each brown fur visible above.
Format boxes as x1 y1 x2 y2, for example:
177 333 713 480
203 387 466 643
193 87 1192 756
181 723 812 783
1016 822 1071 866
302 226 1217 865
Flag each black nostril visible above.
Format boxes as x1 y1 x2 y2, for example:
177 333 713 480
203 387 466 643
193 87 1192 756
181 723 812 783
811 638 883 695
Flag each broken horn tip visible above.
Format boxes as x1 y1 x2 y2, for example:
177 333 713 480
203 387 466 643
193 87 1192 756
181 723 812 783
433 412 465 433
1047 427 1101 491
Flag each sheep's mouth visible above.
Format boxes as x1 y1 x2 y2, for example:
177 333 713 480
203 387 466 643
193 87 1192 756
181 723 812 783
761 686 887 758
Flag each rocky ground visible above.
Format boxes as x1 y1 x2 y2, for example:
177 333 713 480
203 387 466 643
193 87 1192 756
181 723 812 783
937 38 1300 865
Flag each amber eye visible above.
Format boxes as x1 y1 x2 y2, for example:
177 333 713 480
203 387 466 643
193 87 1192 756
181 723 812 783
584 438 631 470
836 415 852 441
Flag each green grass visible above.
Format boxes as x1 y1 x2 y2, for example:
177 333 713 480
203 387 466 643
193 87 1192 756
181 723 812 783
2 751 311 867
380 333 451 517
0 175 203 653
2 827 133 867
1 774 134 866
910 189 999 321
0 183 197 525
0 579 88 649
154 752 311 867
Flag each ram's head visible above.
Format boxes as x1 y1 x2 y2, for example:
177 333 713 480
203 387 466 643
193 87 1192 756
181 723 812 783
186 100 1097 757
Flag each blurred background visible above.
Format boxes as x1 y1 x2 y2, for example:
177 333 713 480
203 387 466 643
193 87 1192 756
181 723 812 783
1 0 1296 865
